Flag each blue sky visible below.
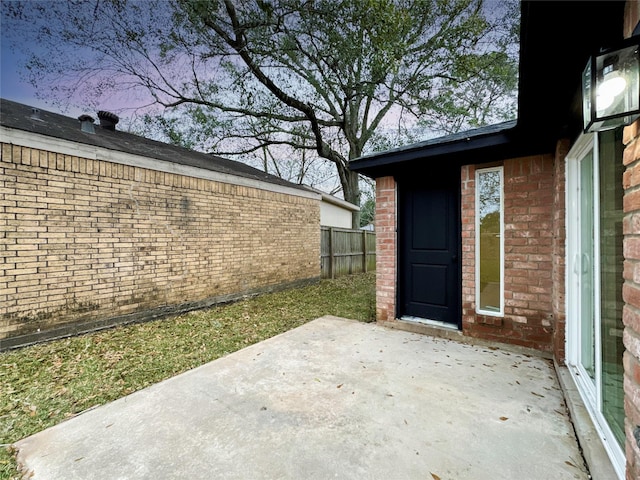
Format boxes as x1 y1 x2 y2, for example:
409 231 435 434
0 22 79 114
1 32 43 108
1 36 90 119
1 2 123 119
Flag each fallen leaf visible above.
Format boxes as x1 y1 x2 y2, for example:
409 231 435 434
431 473 441 480
500 416 508 421
337 384 343 389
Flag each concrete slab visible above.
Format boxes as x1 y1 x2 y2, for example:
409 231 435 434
14 316 589 479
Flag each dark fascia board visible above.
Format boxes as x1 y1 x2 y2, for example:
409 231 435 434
349 123 562 180
349 121 518 175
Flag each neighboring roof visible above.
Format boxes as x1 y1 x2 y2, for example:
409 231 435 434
302 185 360 212
350 0 626 178
0 98 311 193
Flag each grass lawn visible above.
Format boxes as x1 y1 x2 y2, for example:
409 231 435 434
0 272 375 480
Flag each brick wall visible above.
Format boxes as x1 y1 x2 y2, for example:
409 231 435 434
461 155 556 352
460 165 475 330
375 176 396 323
552 139 569 363
622 5 640 479
0 143 320 346
623 112 640 480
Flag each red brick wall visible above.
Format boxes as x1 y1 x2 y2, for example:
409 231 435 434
623 112 640 480
461 155 556 352
375 176 397 323
460 165 476 328
552 139 569 363
623 4 640 478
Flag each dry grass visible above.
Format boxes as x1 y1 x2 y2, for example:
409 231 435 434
0 272 375 479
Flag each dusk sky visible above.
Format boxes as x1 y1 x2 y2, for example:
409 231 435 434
1 22 87 118
0 0 519 131
1 1 151 121
1 27 49 110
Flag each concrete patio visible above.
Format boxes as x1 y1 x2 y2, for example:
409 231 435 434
14 315 589 479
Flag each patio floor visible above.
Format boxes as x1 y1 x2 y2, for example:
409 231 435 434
14 315 589 479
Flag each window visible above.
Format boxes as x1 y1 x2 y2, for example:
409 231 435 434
476 167 504 315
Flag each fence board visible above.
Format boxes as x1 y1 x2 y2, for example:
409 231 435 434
320 227 376 278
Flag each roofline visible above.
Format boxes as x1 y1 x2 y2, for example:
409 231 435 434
300 185 360 210
320 192 360 211
349 123 518 174
1 125 321 201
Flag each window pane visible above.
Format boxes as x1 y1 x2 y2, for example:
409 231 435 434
478 169 502 312
599 129 625 447
579 150 596 380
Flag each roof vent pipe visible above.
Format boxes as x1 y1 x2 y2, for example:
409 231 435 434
78 114 95 134
30 108 42 121
97 110 119 130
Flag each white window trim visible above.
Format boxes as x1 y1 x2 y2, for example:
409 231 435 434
565 133 625 480
475 166 504 317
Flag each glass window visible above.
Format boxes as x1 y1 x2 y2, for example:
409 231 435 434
476 167 503 315
598 129 625 447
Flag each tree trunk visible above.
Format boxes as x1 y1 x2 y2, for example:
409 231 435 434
342 168 361 229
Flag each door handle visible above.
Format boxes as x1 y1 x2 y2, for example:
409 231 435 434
573 253 590 275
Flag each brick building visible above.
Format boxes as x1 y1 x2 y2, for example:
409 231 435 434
350 2 640 479
0 99 321 350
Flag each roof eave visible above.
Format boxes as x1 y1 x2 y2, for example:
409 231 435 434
321 193 360 211
349 126 518 177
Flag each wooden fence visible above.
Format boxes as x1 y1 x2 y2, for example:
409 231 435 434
320 227 376 279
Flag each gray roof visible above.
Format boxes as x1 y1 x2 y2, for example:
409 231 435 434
0 98 309 192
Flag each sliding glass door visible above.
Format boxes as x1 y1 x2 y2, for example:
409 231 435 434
577 147 596 385
566 131 625 479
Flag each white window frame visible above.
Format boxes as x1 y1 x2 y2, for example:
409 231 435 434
475 166 504 317
565 133 625 479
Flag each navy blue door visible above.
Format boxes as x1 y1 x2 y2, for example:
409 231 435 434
398 169 460 327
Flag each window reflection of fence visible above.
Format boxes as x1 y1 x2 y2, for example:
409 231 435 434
479 231 501 311
320 227 376 279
